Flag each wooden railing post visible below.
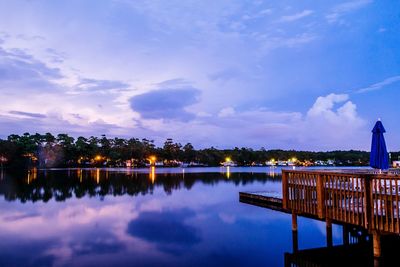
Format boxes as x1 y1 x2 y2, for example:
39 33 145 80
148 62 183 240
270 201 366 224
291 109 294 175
316 174 325 219
363 175 373 231
282 170 289 209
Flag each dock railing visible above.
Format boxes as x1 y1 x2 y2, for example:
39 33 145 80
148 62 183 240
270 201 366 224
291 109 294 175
282 169 400 234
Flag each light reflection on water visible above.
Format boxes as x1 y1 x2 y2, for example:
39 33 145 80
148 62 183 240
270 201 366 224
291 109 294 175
0 168 343 267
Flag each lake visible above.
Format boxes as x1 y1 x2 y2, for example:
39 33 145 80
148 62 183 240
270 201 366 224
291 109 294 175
0 167 349 267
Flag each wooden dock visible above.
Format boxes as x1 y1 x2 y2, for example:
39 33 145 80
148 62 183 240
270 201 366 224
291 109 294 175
240 169 400 259
239 192 285 212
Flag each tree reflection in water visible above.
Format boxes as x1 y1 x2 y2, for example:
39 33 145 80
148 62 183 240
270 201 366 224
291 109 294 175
0 168 280 203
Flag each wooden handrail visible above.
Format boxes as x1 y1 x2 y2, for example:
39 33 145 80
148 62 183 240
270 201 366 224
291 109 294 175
283 169 400 178
281 169 400 234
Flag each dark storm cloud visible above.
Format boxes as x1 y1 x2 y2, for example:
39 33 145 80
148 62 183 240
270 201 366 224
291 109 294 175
129 87 200 121
126 209 201 254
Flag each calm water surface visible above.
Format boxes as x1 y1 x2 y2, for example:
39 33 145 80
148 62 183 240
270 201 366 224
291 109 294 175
0 167 344 267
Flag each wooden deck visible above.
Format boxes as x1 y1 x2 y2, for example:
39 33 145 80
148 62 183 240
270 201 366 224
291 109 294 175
282 169 400 234
239 169 400 258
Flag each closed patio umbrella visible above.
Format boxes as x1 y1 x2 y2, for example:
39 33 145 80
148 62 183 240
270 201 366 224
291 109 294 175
370 120 389 170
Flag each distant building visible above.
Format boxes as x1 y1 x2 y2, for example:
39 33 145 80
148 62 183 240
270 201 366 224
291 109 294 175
265 160 276 166
277 160 287 166
155 161 164 166
287 160 295 166
222 160 237 167
315 160 326 166
393 161 400 168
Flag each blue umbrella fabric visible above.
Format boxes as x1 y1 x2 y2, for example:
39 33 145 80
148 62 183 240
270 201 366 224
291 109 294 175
370 120 389 170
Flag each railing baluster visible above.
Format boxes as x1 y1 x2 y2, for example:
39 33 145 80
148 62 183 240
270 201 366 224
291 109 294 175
374 178 379 230
351 176 354 224
340 176 343 221
331 175 334 219
300 173 303 212
345 176 348 222
386 178 389 231
336 175 340 220
308 174 311 214
390 178 394 232
381 178 384 231
342 176 345 221
383 178 386 231
303 173 306 213
356 176 360 225
378 178 382 231
346 176 349 223
334 175 338 220
396 179 399 233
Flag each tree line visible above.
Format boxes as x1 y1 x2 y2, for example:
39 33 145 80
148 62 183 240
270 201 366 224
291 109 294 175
0 132 397 168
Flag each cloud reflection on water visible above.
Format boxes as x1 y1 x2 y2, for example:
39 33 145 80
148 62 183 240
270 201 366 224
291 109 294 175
0 169 337 267
127 209 201 255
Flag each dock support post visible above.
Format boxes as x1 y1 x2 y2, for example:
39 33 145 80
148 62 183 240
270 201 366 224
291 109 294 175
292 212 298 252
342 224 349 245
373 231 381 258
326 218 333 247
292 230 298 253
373 231 381 267
292 212 297 231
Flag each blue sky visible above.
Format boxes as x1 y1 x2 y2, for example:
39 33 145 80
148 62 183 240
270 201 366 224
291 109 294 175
0 0 399 150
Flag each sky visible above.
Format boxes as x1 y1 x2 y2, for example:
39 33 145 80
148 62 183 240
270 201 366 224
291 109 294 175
0 0 399 151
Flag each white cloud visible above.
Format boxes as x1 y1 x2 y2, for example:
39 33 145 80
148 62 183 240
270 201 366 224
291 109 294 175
278 10 313 23
326 0 372 24
242 8 272 20
218 107 235 117
307 93 349 117
302 94 366 149
356 75 400 93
